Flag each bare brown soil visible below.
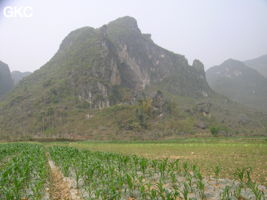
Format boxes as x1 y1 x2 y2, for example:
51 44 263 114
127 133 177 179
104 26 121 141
48 160 82 200
49 160 72 200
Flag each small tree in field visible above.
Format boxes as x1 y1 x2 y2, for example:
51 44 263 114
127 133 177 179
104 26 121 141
210 126 219 136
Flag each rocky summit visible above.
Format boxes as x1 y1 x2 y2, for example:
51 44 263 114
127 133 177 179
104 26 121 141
0 17 266 140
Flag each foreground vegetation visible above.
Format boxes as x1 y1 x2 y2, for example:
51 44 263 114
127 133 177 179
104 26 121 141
48 145 266 199
0 143 48 199
0 138 266 199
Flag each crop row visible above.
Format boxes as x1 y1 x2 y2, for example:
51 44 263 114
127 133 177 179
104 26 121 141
0 143 48 200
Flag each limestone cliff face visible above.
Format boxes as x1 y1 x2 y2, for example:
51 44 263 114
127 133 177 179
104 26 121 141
48 16 212 109
0 61 14 97
105 17 211 96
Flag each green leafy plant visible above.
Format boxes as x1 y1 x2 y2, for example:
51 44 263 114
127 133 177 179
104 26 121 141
210 126 220 136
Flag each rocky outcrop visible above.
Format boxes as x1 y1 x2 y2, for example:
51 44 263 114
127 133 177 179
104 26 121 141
50 16 212 110
152 90 167 116
195 102 212 115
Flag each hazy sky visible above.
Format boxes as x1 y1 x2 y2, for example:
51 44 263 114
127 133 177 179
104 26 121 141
0 0 267 72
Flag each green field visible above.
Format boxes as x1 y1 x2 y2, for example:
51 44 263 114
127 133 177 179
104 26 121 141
0 137 266 199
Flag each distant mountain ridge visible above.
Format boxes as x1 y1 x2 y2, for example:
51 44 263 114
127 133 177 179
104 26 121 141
206 58 267 111
244 54 267 78
11 71 32 85
0 61 13 97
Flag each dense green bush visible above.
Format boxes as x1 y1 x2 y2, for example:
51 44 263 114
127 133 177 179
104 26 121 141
210 126 220 136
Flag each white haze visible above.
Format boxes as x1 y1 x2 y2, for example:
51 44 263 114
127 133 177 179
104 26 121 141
0 0 267 72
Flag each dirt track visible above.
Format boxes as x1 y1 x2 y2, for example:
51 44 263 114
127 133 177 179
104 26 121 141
48 160 82 200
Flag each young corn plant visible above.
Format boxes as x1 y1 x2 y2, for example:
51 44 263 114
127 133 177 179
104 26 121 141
213 165 222 185
248 181 265 200
233 184 242 200
220 185 232 200
159 159 168 179
150 189 158 199
156 181 166 199
196 179 206 200
186 173 193 192
245 167 252 185
126 173 134 196
183 161 189 177
140 158 148 175
180 182 190 200
234 168 246 185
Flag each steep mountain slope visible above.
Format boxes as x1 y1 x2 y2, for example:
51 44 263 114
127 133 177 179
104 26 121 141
11 71 32 85
245 54 267 78
206 59 267 111
0 61 14 97
0 17 266 140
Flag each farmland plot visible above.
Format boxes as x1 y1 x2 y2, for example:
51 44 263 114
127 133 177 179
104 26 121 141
0 143 266 200
48 146 267 200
